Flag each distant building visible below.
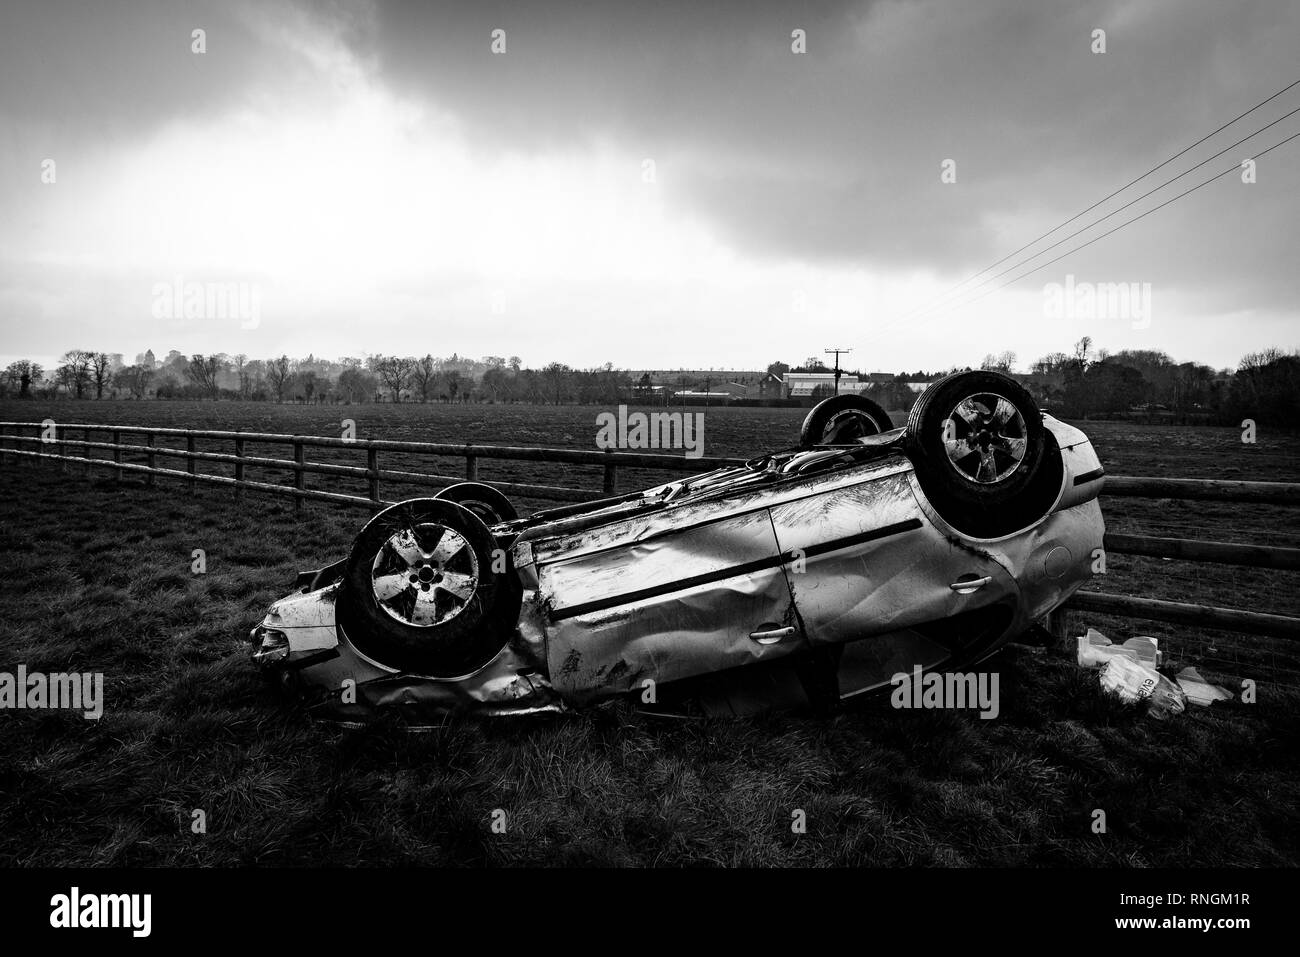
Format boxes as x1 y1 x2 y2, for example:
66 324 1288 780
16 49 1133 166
782 372 868 398
756 372 784 398
719 372 784 400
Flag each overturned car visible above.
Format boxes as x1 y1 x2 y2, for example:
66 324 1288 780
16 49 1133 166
249 371 1105 720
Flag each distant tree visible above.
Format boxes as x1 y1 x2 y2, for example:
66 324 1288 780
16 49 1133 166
58 350 94 398
55 363 79 396
88 352 112 398
186 354 225 400
441 369 463 403
1225 348 1300 426
371 355 414 402
1031 352 1072 375
480 366 511 403
3 360 42 398
266 355 292 403
1072 336 1093 372
766 360 790 377
866 381 919 416
411 354 438 402
1169 361 1217 420
153 371 182 398
1059 357 1147 418
1096 363 1145 414
980 351 1016 373
337 366 375 403
542 362 572 405
114 364 154 399
231 353 251 398
297 369 319 404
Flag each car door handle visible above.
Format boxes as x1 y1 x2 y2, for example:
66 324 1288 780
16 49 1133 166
750 626 797 644
949 575 992 594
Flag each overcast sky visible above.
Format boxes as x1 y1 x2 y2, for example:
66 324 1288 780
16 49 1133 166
1 0 1297 374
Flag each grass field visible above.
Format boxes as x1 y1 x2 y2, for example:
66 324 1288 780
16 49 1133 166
1 399 1298 866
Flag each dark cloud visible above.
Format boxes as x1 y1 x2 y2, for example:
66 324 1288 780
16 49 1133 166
0 0 286 140
368 0 1300 288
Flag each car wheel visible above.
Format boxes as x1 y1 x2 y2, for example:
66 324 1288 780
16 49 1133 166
904 371 1061 538
799 395 893 447
339 498 507 676
433 482 518 525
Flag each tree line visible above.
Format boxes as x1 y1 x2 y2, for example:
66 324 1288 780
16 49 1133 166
0 350 634 406
2 338 1297 425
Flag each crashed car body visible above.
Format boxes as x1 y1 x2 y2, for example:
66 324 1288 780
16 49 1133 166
250 371 1105 719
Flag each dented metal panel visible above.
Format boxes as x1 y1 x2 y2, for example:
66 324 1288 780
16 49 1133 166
769 468 1019 646
539 503 802 698
530 458 912 565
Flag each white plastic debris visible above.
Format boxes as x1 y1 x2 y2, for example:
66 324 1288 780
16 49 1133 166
1098 656 1187 719
1175 666 1235 707
1076 628 1161 669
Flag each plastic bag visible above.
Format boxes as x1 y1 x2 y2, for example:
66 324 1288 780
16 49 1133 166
1098 655 1187 719
1175 666 1235 707
1077 628 1160 669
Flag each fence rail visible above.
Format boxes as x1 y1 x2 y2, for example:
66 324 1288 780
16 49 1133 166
0 421 747 506
3 421 1297 661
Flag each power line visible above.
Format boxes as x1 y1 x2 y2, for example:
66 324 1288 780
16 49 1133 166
895 78 1300 323
906 129 1300 324
896 104 1300 326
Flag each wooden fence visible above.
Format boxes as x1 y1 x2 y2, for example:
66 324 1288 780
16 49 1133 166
3 421 1298 647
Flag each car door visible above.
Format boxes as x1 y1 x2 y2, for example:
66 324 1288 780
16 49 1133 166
535 494 805 700
765 461 1019 655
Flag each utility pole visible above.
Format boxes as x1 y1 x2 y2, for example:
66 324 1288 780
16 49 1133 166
825 347 852 396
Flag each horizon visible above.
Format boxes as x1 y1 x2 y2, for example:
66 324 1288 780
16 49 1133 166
0 335 1265 381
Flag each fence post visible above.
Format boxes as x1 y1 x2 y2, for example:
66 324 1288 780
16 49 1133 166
234 437 245 500
466 452 478 481
603 451 617 495
187 434 197 490
83 428 91 474
1044 607 1071 648
294 439 305 515
368 448 380 506
145 433 155 486
113 430 122 481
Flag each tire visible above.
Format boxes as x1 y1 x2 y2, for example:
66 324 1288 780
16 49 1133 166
338 498 508 676
799 395 893 447
904 371 1061 538
434 482 518 525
